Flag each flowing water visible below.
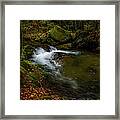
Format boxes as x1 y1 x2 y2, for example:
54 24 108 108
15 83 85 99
32 46 100 99
32 46 79 71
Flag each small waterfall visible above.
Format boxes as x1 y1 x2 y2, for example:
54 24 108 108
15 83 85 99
32 46 80 89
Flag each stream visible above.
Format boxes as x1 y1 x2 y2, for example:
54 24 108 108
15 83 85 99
32 46 100 100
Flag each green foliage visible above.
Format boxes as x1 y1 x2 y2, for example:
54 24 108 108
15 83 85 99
20 20 100 54
20 20 100 100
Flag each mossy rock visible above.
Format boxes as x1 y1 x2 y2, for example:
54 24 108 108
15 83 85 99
57 43 72 49
20 60 45 87
49 25 71 42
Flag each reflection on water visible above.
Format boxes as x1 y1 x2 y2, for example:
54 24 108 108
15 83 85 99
32 46 100 100
63 53 100 82
62 53 100 100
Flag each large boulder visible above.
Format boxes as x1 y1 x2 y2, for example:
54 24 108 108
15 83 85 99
49 25 71 42
57 43 72 50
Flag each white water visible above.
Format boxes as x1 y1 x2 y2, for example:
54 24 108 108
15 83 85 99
32 46 80 89
32 46 79 72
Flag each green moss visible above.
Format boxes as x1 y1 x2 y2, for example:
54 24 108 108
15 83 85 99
49 25 71 41
20 20 100 99
20 60 45 87
57 43 72 49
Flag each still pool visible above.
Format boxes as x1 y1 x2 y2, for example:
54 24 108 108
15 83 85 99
61 52 100 99
63 53 100 82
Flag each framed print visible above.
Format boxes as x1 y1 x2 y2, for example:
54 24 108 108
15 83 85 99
0 0 119 119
